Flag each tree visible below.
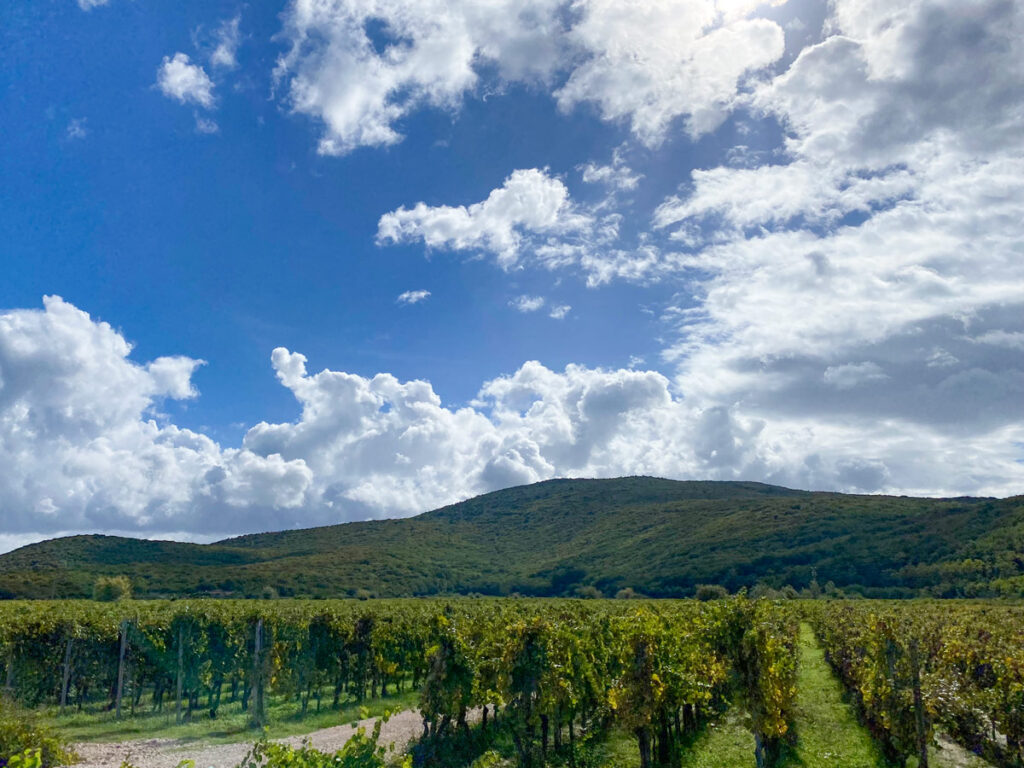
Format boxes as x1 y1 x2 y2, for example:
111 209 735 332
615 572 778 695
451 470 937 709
92 576 131 602
695 584 728 601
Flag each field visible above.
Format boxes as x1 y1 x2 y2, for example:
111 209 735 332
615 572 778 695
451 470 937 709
1 598 1022 768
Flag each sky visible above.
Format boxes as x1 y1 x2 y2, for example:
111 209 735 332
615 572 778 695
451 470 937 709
1 0 1022 552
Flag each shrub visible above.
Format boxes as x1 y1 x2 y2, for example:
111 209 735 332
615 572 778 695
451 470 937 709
695 584 729 601
238 716 409 767
92 575 132 602
0 697 75 767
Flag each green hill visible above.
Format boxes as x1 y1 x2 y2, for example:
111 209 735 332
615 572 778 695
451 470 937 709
2 477 1022 599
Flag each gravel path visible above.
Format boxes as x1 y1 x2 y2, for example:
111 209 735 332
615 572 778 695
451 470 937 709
72 709 427 768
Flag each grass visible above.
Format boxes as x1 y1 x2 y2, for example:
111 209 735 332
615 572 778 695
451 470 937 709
678 707 756 768
593 701 756 767
787 623 994 768
783 623 890 767
592 728 644 767
40 686 420 745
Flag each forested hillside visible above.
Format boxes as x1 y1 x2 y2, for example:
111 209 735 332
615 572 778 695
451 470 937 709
1 477 1022 599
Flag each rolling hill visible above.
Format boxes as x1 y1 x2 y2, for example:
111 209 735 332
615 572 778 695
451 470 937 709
1 477 1022 599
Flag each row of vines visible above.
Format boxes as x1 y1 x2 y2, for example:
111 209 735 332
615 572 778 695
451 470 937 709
0 598 798 767
807 601 1024 768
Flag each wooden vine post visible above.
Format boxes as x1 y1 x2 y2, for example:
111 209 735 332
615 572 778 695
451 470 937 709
59 635 74 713
4 647 14 694
250 618 265 728
176 624 184 724
910 639 929 768
115 620 129 720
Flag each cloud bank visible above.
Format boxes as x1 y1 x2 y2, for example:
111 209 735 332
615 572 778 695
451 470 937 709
2 291 1021 551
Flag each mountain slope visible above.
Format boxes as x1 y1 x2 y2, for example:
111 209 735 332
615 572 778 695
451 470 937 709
1 477 1022 599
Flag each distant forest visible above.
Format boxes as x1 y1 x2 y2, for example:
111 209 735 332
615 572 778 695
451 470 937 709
2 477 1022 600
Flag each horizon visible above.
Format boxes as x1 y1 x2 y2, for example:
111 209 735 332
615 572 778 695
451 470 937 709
2 0 1023 553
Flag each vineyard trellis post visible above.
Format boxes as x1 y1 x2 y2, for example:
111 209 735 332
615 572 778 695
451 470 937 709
909 639 929 768
4 647 13 695
176 625 184 725
250 617 265 728
59 635 73 713
115 619 129 719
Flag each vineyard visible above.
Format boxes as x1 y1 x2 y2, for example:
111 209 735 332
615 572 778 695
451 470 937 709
808 601 1024 768
0 599 1022 767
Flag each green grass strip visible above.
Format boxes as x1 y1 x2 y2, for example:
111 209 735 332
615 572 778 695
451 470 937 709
784 622 891 767
678 707 757 768
789 623 995 768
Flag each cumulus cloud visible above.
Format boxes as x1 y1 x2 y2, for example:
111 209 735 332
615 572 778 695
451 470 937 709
157 53 215 109
76 0 109 9
648 0 1024 488
273 0 787 154
274 0 565 155
579 147 642 191
3 295 1022 552
0 297 313 544
210 15 242 69
510 295 546 313
378 168 592 269
397 289 431 305
549 304 571 319
556 0 785 143
378 167 686 285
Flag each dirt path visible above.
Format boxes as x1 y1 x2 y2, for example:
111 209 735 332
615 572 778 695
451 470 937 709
72 708 426 768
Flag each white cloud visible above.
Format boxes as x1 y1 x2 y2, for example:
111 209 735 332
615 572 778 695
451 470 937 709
157 53 215 109
579 147 642 191
0 297 313 542
274 0 787 154
66 118 88 140
210 15 242 69
397 289 431 305
76 0 109 9
274 0 565 155
510 295 546 313
378 168 592 269
654 161 916 235
549 304 571 319
557 0 786 144
194 114 219 134
378 167 685 286
647 0 1024 486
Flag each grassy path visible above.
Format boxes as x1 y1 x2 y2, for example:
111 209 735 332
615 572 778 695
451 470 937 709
788 623 993 768
677 708 756 768
784 623 890 767
596 710 756 768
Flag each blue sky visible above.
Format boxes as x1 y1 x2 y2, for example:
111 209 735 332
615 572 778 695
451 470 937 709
1 0 1022 549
